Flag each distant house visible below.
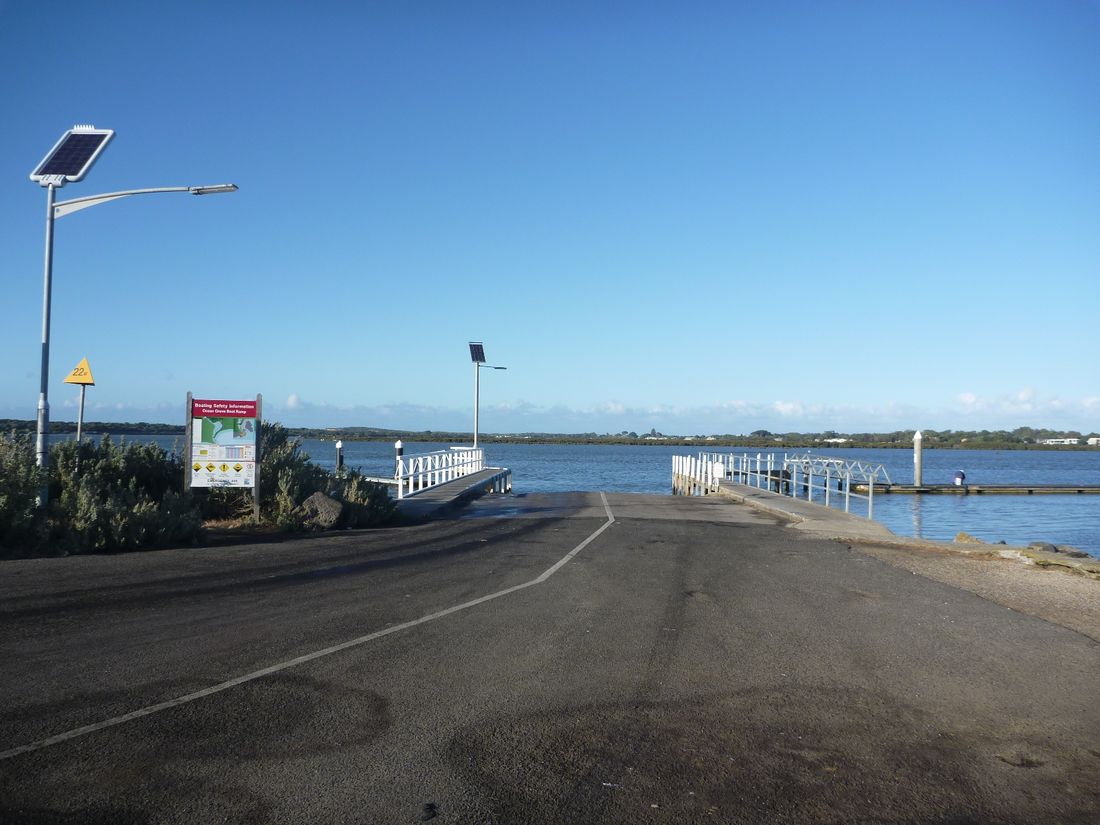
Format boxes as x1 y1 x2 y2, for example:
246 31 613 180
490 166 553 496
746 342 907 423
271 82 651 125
1039 438 1080 445
823 438 849 444
1088 437 1100 446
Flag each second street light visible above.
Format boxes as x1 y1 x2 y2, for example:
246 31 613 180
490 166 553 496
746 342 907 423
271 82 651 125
469 342 506 450
29 125 238 504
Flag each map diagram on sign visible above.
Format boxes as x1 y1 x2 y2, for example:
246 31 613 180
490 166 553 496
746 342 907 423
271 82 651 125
202 416 255 446
193 416 256 462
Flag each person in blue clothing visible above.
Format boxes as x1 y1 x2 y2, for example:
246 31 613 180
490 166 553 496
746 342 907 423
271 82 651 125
954 470 966 487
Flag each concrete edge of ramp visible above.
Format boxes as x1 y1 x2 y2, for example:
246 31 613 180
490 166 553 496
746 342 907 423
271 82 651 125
713 481 1100 579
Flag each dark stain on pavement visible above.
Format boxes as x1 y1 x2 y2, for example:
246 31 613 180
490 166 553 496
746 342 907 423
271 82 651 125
1 519 559 621
443 686 1100 824
147 674 391 761
0 805 151 824
1 674 388 823
5 673 390 762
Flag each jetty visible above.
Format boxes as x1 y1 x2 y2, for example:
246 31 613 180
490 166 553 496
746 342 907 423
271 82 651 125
395 466 512 520
361 444 512 521
855 483 1100 495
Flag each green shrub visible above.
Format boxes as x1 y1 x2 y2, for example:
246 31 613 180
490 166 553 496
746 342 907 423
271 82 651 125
0 433 44 548
329 470 396 528
51 437 202 553
258 422 329 506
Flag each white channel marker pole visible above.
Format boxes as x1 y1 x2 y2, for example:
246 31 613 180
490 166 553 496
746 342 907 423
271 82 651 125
913 430 923 487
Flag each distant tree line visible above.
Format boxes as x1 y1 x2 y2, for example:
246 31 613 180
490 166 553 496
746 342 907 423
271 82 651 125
0 420 184 435
3 420 1095 450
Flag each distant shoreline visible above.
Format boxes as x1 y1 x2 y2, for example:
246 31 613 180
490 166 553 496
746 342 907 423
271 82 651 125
3 419 1096 452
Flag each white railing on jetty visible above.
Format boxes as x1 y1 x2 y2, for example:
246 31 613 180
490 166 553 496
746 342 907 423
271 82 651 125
396 447 484 499
672 454 727 495
673 452 891 520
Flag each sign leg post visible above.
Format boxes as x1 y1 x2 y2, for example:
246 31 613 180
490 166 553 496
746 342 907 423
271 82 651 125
253 394 262 524
76 385 86 443
183 392 193 494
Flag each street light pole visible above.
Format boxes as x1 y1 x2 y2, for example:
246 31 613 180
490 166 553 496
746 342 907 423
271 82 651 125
468 343 506 451
473 362 507 450
28 124 238 507
32 183 238 505
35 184 57 490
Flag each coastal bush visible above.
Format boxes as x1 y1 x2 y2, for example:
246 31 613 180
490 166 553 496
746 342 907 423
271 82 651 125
261 422 330 526
51 437 202 552
0 435 203 555
330 470 396 528
0 434 43 549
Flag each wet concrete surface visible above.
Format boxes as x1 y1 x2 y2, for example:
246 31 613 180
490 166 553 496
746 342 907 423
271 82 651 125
1 493 1097 823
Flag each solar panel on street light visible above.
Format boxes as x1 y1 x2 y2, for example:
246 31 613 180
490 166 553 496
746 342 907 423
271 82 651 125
469 342 486 363
30 126 114 184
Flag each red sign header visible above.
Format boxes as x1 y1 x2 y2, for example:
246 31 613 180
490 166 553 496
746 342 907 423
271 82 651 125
192 398 257 418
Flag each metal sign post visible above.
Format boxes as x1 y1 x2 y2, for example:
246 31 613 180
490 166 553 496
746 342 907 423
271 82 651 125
62 358 95 442
253 394 262 523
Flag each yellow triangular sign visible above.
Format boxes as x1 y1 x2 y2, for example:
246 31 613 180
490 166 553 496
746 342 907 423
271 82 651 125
63 357 95 386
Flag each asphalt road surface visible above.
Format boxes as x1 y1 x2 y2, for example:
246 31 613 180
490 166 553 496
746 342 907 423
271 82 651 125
1 493 1098 824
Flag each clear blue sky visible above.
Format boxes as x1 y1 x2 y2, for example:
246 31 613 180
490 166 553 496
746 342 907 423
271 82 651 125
2 1 1098 435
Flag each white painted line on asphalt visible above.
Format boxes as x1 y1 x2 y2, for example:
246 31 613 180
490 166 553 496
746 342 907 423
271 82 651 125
0 493 616 762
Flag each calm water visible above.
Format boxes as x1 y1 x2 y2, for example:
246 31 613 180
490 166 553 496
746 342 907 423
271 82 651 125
103 435 1100 557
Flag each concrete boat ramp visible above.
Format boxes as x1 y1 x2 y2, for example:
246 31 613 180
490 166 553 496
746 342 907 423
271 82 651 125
3 479 1098 823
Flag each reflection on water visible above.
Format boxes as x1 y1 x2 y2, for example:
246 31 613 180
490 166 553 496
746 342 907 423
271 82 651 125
878 492 1098 555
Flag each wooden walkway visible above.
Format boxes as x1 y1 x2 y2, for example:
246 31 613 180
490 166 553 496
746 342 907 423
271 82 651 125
394 467 512 521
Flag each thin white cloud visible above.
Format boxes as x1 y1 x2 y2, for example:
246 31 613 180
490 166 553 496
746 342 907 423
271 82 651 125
3 390 1095 434
950 389 1095 429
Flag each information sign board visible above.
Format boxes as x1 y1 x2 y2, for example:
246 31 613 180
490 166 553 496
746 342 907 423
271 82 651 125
189 398 258 488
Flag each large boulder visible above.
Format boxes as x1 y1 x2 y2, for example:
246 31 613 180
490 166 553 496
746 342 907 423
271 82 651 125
299 491 345 530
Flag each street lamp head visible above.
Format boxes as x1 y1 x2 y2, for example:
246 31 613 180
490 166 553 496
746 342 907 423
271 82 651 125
189 184 238 195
